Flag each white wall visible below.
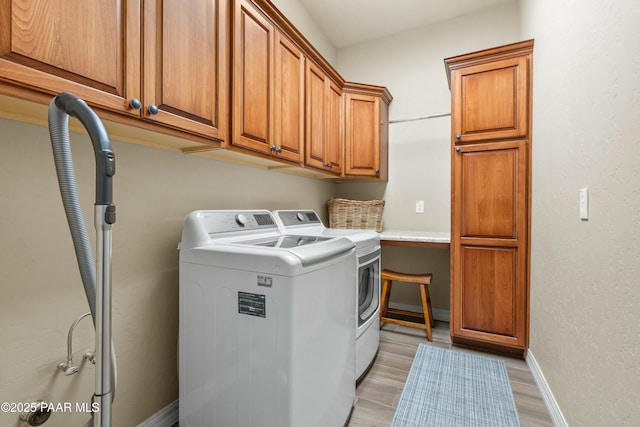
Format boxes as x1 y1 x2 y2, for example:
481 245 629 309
334 3 521 312
519 0 640 425
270 0 337 65
0 117 335 426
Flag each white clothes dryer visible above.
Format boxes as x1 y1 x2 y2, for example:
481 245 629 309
272 210 380 380
179 210 356 427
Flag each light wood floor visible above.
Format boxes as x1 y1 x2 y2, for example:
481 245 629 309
348 321 554 427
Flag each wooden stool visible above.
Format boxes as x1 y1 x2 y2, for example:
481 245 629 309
380 269 435 341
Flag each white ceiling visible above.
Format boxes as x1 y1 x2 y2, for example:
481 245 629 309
296 0 516 48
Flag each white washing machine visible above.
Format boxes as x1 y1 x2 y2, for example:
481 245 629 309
178 210 356 427
272 210 381 380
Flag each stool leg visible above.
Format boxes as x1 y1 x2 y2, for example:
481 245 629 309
419 284 432 341
425 285 435 327
380 279 392 327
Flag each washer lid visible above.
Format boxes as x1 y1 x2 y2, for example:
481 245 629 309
237 235 333 248
182 235 355 271
228 234 355 267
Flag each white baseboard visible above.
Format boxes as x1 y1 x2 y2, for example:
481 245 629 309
388 302 450 323
137 399 178 427
525 350 568 427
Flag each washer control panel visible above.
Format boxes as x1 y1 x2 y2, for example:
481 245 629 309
197 210 277 234
180 210 279 250
235 214 248 226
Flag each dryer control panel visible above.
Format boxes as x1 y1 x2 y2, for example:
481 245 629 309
276 210 322 226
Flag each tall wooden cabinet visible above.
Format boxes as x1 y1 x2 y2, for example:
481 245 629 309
445 40 533 356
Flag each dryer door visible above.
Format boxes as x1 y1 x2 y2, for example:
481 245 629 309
357 249 380 327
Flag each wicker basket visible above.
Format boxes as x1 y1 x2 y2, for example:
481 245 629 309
328 198 385 232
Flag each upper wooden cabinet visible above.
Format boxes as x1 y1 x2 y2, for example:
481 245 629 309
0 0 391 179
273 32 305 164
326 78 344 175
143 0 228 140
231 0 274 155
445 40 533 356
447 45 530 144
343 83 392 180
0 0 141 116
230 0 304 164
0 0 228 141
305 60 343 175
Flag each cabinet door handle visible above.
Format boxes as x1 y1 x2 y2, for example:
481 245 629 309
455 134 461 140
375 169 380 174
275 147 283 153
270 145 276 152
455 146 461 152
325 162 333 168
129 98 142 110
147 104 159 115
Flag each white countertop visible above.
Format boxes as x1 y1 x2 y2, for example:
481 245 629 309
379 230 451 244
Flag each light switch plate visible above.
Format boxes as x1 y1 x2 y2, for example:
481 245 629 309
416 200 424 214
579 188 589 220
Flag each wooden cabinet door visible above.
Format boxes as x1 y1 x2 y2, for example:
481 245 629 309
0 0 140 116
305 60 342 175
325 80 343 174
450 56 529 144
344 92 380 177
273 32 304 164
305 60 326 170
231 0 273 154
144 0 227 140
451 140 528 349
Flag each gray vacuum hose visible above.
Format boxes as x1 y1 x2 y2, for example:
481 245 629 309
48 99 117 405
48 101 98 319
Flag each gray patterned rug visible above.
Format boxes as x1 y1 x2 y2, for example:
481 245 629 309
392 344 520 427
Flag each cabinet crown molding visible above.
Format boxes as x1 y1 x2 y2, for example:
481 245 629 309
343 82 393 104
444 39 534 89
